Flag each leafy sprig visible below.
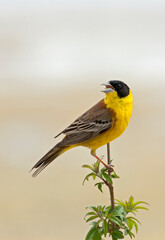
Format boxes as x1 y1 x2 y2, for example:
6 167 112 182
83 161 149 240
82 160 119 192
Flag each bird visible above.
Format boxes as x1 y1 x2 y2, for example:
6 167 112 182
31 80 133 177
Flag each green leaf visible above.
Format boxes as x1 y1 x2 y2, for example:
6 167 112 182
127 216 141 224
125 209 137 215
128 196 134 208
132 200 149 207
124 228 135 238
87 206 98 213
98 185 103 193
97 205 102 211
112 212 125 222
124 228 129 236
127 218 133 231
93 160 100 172
133 206 149 211
86 215 99 222
112 236 118 240
85 226 97 240
101 205 106 212
112 230 124 239
83 173 96 185
102 172 113 184
109 216 123 227
104 206 112 218
111 172 120 178
131 219 138 233
115 199 125 207
88 206 98 213
91 221 99 227
126 216 141 233
82 164 95 171
101 167 107 173
103 219 107 237
92 229 102 240
85 211 97 217
97 205 104 218
114 205 125 214
128 230 135 238
97 172 103 178
94 182 104 193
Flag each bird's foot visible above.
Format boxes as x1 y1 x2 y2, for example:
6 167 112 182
91 152 114 172
99 155 114 172
105 164 114 172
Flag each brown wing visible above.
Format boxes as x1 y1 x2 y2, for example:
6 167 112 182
55 99 114 147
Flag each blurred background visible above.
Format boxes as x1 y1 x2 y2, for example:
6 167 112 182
0 0 165 239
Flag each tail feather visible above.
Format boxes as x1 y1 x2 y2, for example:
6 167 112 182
30 145 65 177
31 159 53 177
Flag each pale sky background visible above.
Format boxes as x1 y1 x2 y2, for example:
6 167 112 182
1 0 165 93
0 1 165 240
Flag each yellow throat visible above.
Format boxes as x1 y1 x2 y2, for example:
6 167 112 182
103 89 133 142
104 89 133 125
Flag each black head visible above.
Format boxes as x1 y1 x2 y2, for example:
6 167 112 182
109 80 130 98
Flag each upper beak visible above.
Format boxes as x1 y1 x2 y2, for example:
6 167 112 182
101 82 115 93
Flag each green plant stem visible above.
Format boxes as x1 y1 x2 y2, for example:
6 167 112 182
107 143 115 210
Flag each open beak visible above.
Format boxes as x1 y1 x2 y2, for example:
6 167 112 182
101 82 115 93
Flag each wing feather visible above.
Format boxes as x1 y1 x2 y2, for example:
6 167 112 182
55 99 114 146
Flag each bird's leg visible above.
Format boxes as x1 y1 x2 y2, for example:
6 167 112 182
91 150 114 172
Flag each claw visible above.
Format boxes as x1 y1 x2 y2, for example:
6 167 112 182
106 164 114 172
91 151 114 172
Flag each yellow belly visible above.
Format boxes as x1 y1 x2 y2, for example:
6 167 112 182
80 91 133 150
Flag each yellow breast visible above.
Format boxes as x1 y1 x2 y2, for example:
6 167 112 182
81 90 133 150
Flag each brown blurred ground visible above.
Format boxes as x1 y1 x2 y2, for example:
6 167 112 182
0 83 165 240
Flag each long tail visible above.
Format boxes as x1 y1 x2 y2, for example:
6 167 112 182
30 144 67 177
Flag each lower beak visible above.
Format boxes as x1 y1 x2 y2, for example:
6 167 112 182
101 82 115 93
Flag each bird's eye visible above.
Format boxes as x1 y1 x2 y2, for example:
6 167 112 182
116 83 122 89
